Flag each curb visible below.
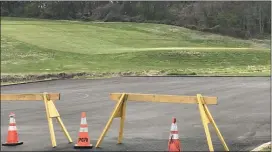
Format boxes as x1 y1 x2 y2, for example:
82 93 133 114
1 75 270 87
1 79 60 87
252 141 271 151
0 76 116 87
122 75 271 77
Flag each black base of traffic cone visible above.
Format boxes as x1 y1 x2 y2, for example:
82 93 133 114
74 144 93 149
2 141 23 146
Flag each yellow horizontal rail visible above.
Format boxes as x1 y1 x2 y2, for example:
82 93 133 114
110 93 217 105
1 93 60 101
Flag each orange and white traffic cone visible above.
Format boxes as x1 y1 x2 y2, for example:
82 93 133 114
2 112 23 146
168 117 181 152
74 112 93 149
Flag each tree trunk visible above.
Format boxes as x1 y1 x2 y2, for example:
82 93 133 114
258 3 263 34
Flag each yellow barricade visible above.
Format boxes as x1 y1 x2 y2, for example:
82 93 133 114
0 92 73 148
95 93 229 151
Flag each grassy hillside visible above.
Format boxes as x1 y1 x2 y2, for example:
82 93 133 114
1 17 271 82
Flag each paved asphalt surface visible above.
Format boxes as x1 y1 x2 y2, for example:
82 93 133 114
1 77 271 151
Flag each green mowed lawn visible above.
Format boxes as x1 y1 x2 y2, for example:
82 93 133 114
1 17 271 76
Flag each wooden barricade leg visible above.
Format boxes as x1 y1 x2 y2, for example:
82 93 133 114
56 117 73 143
43 93 73 148
43 93 57 147
200 96 229 151
197 94 229 151
95 93 126 148
118 94 127 144
197 94 214 151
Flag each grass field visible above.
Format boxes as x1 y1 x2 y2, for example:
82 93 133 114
1 17 271 82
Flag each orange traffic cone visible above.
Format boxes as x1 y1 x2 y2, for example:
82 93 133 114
168 117 181 152
2 112 23 146
74 112 93 149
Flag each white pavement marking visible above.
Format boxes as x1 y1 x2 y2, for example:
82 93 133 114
251 141 271 151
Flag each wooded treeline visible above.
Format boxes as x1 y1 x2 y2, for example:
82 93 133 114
1 1 271 39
